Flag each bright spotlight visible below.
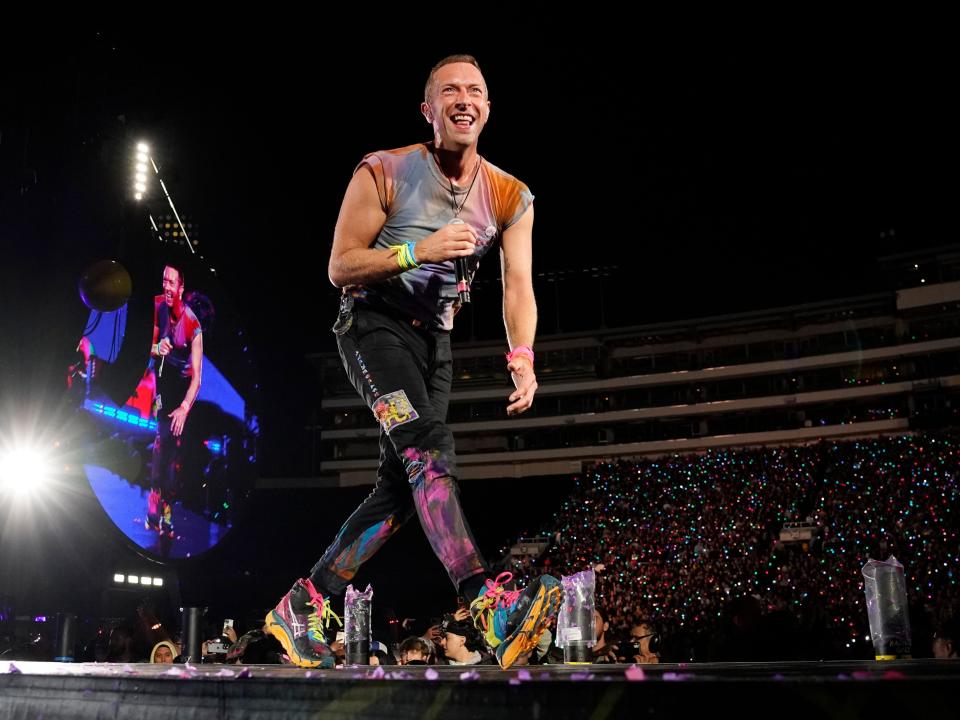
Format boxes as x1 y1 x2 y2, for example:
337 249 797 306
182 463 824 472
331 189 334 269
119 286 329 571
114 573 125 583
127 575 140 584
0 446 51 496
132 143 153 200
152 578 163 587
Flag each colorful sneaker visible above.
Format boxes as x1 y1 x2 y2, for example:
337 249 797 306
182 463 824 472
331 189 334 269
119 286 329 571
265 578 340 668
470 572 562 669
145 489 161 531
160 498 175 539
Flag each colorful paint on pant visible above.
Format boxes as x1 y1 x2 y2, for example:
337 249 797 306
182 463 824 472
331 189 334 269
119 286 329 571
329 514 402 582
412 474 486 586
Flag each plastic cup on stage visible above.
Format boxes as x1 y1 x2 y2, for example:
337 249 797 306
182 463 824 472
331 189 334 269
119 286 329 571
344 584 373 666
862 556 912 660
557 569 596 664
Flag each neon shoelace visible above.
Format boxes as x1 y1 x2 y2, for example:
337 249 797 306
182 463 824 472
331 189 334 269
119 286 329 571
303 579 342 643
470 572 521 633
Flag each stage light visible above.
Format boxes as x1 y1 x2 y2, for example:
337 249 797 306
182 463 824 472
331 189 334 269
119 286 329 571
112 572 163 588
133 141 153 201
0 445 51 497
128 143 197 255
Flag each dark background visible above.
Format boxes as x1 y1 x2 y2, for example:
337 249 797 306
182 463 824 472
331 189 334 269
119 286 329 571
0 19 950 629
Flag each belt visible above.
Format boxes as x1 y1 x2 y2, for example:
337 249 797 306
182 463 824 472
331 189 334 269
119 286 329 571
342 288 424 328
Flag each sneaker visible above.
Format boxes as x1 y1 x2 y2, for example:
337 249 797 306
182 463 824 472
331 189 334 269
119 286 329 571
160 499 175 539
145 490 161 531
265 578 340 668
470 572 562 670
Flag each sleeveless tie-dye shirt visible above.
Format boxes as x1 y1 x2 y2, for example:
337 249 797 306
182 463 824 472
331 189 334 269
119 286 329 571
353 142 533 331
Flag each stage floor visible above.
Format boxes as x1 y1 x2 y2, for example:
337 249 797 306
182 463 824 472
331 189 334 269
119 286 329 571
2 659 957 719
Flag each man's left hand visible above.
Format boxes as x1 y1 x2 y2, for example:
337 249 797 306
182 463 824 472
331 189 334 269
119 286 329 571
169 405 189 436
507 358 537 416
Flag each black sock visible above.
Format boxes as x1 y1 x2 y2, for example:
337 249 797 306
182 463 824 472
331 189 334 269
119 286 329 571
306 571 334 598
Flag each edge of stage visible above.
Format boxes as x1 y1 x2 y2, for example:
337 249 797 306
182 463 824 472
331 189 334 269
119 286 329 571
2 659 958 719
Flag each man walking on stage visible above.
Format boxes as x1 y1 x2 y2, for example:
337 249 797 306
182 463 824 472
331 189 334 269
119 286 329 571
266 55 560 670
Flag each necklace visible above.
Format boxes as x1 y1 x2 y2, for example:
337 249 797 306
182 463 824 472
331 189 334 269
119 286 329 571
437 153 482 217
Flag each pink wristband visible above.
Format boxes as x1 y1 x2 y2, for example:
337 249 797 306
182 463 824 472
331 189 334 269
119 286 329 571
505 345 535 366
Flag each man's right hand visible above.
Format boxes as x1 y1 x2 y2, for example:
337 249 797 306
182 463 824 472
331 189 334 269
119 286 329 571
413 223 477 264
158 338 173 356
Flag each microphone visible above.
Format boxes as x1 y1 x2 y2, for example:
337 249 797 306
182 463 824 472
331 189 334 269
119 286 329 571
158 336 170 377
455 258 471 304
449 219 471 304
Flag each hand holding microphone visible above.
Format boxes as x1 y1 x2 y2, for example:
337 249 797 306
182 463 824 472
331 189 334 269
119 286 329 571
157 337 172 376
409 221 476 303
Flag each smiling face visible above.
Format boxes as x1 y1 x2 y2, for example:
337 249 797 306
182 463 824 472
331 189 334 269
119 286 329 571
161 266 184 307
421 62 490 151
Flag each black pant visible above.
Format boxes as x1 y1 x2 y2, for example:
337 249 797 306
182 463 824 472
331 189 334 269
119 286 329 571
310 298 488 596
151 369 190 496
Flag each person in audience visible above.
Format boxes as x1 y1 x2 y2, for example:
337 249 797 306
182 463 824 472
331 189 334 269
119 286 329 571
150 640 178 664
439 614 494 665
397 636 435 665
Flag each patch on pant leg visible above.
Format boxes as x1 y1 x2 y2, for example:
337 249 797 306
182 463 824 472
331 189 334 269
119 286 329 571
372 389 419 434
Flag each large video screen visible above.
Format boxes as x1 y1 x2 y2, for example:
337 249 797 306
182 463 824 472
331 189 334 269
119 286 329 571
69 253 259 560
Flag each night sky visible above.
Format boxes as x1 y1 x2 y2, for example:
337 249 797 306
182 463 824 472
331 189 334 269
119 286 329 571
0 21 950 614
2 21 948 469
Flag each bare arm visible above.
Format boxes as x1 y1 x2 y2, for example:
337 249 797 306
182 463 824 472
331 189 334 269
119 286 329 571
500 204 537 415
168 332 203 437
328 166 477 287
